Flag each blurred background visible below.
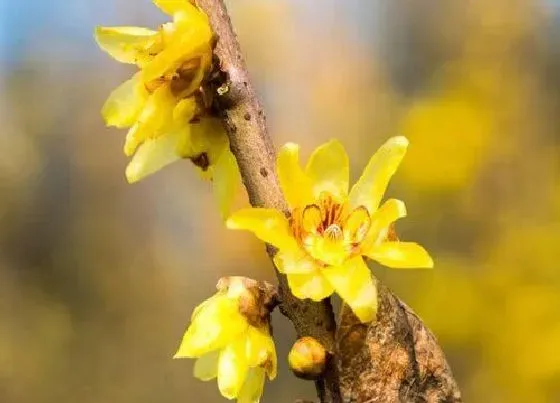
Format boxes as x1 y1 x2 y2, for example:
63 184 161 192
1 0 560 402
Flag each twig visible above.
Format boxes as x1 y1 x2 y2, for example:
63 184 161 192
195 1 462 402
195 1 341 402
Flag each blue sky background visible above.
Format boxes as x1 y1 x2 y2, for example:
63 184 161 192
1 0 559 68
0 0 385 67
0 0 164 65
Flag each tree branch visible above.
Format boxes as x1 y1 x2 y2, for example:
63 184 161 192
337 282 462 402
195 1 341 402
195 1 462 402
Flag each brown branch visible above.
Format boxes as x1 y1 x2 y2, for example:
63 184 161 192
195 1 340 402
337 282 462 402
195 1 462 402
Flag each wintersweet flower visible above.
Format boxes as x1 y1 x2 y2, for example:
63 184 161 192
174 277 277 403
94 0 239 215
95 0 213 85
227 137 433 322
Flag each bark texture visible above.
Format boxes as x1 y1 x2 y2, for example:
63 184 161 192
337 282 462 402
194 1 462 402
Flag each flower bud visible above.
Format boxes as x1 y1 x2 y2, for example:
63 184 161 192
288 336 327 380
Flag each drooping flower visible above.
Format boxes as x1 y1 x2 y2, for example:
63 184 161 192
227 137 433 323
94 0 240 216
174 277 277 403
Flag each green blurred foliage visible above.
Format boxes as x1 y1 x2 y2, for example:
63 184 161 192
1 0 559 402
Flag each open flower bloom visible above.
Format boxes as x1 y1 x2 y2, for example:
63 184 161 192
95 0 214 83
227 137 433 322
174 278 277 403
94 0 239 215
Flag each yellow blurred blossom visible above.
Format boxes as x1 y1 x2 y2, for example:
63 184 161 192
400 93 495 190
227 137 433 322
174 277 277 403
94 0 239 216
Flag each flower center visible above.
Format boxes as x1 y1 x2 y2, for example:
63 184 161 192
144 59 204 98
290 193 371 266
324 224 343 241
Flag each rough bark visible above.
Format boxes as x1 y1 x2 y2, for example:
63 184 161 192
194 1 462 402
337 282 462 402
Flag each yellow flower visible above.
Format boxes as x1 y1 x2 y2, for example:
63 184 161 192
174 278 277 403
227 137 433 323
94 0 240 216
95 0 213 81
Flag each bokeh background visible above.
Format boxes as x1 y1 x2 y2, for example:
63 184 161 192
1 0 560 402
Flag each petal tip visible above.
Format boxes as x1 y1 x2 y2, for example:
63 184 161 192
123 140 136 157
390 135 409 149
425 256 435 268
93 25 108 42
395 199 407 217
327 138 344 147
282 142 300 152
225 217 238 229
173 347 194 359
125 162 141 184
355 308 377 323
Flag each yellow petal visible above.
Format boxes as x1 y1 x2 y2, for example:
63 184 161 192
173 97 197 123
218 338 249 399
170 51 212 99
276 143 313 208
301 204 322 233
370 199 407 231
348 136 409 213
178 118 228 183
186 118 229 161
193 350 220 381
237 367 266 403
153 0 194 16
125 126 189 183
123 84 176 156
212 149 241 219
190 291 223 322
245 327 272 368
322 256 378 322
360 199 407 252
302 235 350 267
244 326 276 380
273 248 318 274
174 296 247 358
101 73 149 128
305 140 349 200
286 272 335 301
344 206 371 245
365 242 434 269
263 334 277 380
226 208 298 251
141 26 212 82
94 26 158 65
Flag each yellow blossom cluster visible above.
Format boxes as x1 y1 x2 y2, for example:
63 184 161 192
95 0 239 216
95 2 434 401
174 277 277 403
